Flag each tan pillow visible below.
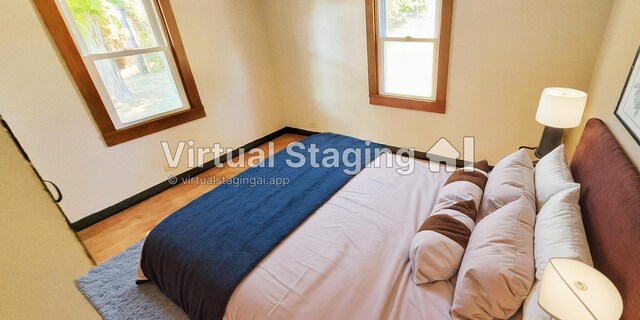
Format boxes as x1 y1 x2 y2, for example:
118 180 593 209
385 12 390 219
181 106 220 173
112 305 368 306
479 150 535 220
452 196 536 319
410 161 489 284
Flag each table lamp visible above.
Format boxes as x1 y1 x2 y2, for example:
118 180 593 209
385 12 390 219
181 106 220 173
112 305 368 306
538 258 623 320
535 88 588 158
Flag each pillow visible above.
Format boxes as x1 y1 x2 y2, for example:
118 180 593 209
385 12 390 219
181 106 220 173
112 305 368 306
432 161 491 212
409 161 489 284
479 149 535 220
522 281 553 320
452 196 536 319
533 186 593 280
534 145 579 211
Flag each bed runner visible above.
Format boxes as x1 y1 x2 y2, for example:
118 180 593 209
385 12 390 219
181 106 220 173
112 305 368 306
140 133 383 320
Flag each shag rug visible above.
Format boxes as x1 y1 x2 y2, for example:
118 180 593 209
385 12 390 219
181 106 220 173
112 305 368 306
75 240 187 320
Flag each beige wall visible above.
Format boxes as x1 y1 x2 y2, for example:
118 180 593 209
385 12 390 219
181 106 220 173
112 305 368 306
565 0 640 166
260 0 612 164
0 123 100 319
0 1 618 223
0 1 284 222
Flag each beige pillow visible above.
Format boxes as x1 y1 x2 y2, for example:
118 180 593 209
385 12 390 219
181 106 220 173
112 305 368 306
479 150 535 220
452 196 536 320
534 145 578 211
410 162 489 284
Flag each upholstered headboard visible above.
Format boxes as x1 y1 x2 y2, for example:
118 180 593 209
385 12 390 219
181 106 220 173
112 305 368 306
570 118 640 319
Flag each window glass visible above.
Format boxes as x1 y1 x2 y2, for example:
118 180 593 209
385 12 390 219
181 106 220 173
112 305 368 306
36 0 206 145
383 0 437 38
366 0 451 112
65 0 159 55
382 41 434 98
94 52 185 124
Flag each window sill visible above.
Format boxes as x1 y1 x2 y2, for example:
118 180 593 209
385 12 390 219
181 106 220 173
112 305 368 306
369 95 446 113
102 107 206 146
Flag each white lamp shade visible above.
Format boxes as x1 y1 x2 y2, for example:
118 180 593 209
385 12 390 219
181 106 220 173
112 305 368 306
535 88 588 128
539 258 623 320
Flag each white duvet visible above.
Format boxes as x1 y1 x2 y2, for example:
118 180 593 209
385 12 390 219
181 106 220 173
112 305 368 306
224 154 455 320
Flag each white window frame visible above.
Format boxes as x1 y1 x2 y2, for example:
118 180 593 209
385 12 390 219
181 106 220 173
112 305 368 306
377 0 443 101
54 0 190 129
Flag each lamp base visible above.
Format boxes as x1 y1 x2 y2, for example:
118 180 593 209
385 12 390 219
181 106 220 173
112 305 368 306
535 126 564 159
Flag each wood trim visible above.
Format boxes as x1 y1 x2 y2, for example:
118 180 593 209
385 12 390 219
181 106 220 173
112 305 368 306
156 0 205 114
33 0 206 147
436 0 453 105
365 0 453 113
365 0 379 98
33 0 117 135
369 95 446 113
102 107 205 146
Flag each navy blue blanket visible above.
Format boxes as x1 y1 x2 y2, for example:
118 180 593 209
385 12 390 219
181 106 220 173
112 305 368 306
140 133 383 320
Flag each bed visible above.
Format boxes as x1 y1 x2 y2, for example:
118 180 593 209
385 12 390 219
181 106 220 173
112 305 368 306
139 118 640 319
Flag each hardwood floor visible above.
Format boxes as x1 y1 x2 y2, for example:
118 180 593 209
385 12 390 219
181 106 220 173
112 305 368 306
77 133 307 264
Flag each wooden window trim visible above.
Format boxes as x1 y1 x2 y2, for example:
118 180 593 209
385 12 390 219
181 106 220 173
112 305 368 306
34 0 206 146
365 0 453 114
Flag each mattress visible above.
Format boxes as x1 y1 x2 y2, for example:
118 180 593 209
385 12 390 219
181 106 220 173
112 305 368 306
224 153 454 319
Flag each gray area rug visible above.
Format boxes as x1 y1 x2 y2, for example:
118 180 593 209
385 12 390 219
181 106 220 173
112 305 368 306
75 240 188 320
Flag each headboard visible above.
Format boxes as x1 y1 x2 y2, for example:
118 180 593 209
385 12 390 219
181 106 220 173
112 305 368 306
570 118 640 319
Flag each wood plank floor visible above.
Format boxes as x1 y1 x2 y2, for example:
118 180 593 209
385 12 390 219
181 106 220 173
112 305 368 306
77 133 306 264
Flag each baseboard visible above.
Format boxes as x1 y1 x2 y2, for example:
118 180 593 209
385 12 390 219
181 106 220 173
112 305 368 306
71 127 292 231
284 127 472 167
282 126 319 136
71 126 478 231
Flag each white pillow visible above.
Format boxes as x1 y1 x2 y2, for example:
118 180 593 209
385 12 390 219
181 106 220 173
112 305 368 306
533 186 593 280
534 145 578 211
452 196 536 319
522 281 553 320
522 186 593 320
479 149 535 220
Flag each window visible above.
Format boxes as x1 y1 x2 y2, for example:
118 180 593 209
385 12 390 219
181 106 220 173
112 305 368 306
35 0 205 146
365 0 453 113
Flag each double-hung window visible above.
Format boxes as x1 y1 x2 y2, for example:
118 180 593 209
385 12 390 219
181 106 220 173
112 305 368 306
366 0 453 113
35 0 205 146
